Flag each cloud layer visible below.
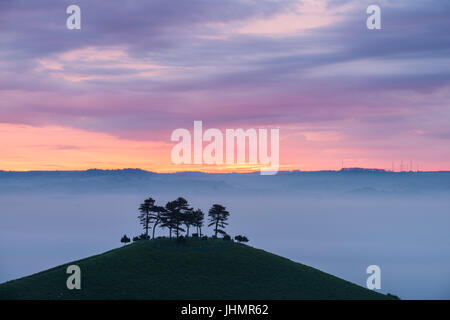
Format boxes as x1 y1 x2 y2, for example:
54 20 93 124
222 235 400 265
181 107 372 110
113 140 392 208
1 0 449 171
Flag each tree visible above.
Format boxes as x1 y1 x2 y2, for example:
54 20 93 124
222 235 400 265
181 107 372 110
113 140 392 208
150 205 166 239
138 197 155 238
163 197 191 237
164 199 182 237
120 234 130 245
132 234 150 242
139 233 150 240
160 209 175 238
183 208 195 237
208 204 230 237
192 209 205 236
234 235 249 243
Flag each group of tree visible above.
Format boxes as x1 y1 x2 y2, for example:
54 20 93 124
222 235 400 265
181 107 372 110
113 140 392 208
137 197 211 238
120 196 248 245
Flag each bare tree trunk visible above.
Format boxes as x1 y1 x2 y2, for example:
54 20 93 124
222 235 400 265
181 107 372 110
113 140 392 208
215 220 218 237
152 220 158 239
145 213 149 238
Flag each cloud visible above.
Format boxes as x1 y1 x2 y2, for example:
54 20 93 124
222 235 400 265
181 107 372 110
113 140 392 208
0 0 449 170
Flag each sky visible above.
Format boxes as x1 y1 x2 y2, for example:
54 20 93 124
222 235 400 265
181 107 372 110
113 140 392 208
0 0 449 172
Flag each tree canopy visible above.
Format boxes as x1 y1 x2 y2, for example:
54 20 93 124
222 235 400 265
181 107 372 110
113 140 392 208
129 196 248 244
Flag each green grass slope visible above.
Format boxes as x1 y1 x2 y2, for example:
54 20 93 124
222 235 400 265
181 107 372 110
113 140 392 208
0 239 395 300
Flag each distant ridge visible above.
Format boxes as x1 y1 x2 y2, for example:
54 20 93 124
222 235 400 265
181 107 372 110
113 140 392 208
340 168 387 173
1 168 449 175
1 168 449 195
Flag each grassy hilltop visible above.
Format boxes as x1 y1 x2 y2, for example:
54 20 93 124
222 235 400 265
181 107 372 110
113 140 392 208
0 238 396 300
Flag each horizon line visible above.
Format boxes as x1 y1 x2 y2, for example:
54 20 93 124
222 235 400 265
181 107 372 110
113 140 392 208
1 167 449 174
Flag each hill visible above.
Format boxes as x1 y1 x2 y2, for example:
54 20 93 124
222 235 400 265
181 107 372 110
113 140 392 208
0 169 449 196
0 239 396 300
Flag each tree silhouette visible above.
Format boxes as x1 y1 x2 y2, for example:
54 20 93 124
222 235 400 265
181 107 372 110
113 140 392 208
164 200 182 237
150 205 166 239
234 235 249 243
160 210 175 238
164 197 191 237
132 234 150 242
138 233 150 240
135 196 235 240
138 197 155 238
183 208 196 237
192 209 205 236
120 234 130 245
208 204 230 237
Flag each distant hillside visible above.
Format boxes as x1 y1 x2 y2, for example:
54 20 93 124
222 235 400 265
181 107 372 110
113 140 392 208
0 239 395 300
340 168 387 173
0 169 449 195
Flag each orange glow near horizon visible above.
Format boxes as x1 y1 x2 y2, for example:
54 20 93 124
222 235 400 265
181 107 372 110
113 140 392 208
0 123 291 173
0 123 168 172
1 123 448 173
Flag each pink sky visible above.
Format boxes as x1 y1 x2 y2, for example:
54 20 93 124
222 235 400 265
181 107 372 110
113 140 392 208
1 0 449 172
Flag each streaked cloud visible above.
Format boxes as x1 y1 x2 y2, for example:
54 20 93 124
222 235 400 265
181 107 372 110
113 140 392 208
0 0 449 171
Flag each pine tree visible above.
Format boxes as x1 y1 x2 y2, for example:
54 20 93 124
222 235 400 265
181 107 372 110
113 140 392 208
150 205 166 239
192 209 205 236
208 204 229 237
163 197 191 237
138 197 155 238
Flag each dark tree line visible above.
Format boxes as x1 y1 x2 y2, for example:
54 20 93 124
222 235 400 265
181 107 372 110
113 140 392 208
138 197 166 239
137 196 229 239
120 196 248 244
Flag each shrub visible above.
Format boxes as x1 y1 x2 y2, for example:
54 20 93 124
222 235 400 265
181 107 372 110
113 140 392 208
234 235 249 243
133 234 150 241
223 234 231 241
120 234 131 245
201 235 208 240
139 234 150 240
192 233 199 238
211 235 218 239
